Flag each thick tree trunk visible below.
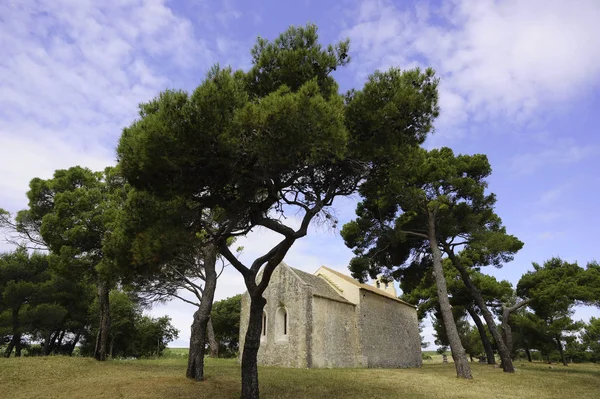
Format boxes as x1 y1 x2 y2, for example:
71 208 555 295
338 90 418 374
207 318 219 358
94 280 111 361
186 244 218 381
555 334 568 366
241 294 267 398
447 253 514 373
467 306 496 364
427 212 472 379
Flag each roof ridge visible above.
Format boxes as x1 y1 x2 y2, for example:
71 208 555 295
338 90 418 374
318 266 415 308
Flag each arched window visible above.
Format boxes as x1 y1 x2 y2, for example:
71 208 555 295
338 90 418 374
261 311 267 338
276 307 288 340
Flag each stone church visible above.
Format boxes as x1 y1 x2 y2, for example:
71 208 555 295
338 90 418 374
239 263 422 368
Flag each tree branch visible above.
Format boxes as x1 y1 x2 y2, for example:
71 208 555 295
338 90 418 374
400 229 429 239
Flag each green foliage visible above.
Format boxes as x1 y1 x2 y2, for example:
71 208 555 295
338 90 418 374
0 249 94 356
518 258 600 312
513 258 600 363
15 166 127 281
117 23 440 276
577 317 600 362
342 147 522 289
81 290 178 358
210 294 242 357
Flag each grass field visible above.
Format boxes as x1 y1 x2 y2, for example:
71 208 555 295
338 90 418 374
1 351 599 399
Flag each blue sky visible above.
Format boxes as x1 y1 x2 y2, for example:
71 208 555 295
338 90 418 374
1 0 599 348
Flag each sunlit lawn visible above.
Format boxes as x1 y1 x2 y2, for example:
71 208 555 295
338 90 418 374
0 350 598 399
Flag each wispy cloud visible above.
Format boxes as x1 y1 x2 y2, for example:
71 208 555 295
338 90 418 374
342 0 600 130
0 0 250 216
510 142 596 174
538 231 565 241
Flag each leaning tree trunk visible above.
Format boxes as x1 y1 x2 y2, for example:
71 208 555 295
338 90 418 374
524 344 532 362
207 318 219 358
94 279 111 361
501 299 531 356
555 334 568 366
4 307 21 358
4 334 19 358
69 331 81 356
466 306 496 364
241 294 267 398
447 253 514 372
187 244 218 381
427 212 472 379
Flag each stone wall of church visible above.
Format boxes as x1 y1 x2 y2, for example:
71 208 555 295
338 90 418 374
310 296 359 367
358 290 422 368
239 266 311 367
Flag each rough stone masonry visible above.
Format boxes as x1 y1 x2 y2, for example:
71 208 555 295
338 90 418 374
239 262 422 368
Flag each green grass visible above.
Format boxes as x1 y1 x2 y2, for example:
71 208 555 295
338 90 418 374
0 355 599 399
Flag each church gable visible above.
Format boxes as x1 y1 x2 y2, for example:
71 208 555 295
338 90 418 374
316 266 415 308
289 267 351 304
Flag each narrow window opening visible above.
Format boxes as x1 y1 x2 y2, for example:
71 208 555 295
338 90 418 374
262 312 267 336
276 307 288 341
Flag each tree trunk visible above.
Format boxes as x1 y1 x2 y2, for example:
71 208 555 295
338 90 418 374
467 306 496 364
241 294 267 398
446 251 514 373
207 318 219 358
4 335 17 358
43 331 54 356
427 211 472 379
14 336 22 357
48 330 61 354
555 334 568 366
69 331 81 356
524 344 532 362
94 279 111 361
4 307 21 358
57 330 66 347
186 244 218 381
501 299 531 357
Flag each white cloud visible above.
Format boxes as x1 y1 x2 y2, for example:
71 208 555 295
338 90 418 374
0 0 247 345
532 209 575 223
538 231 565 240
0 0 209 213
537 182 574 206
510 142 596 174
343 0 600 129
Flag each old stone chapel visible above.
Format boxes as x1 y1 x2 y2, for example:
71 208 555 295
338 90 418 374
239 263 422 368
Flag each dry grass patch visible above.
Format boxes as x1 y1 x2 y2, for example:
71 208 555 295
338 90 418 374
0 356 598 399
